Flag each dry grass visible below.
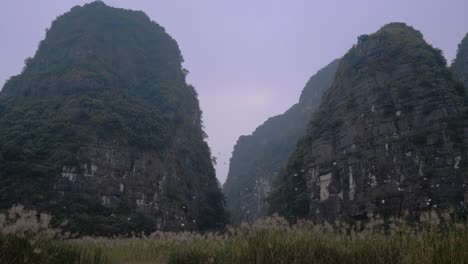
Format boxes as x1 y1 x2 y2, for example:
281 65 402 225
70 231 222 264
166 216 468 264
0 205 106 264
2 206 468 263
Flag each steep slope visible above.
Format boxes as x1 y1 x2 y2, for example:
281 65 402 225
0 2 227 235
223 60 339 223
270 23 467 223
452 33 468 89
452 32 468 216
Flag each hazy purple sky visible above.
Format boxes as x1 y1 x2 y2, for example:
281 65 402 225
1 1 467 183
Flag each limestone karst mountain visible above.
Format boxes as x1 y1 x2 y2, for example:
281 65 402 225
452 33 468 90
223 59 340 223
452 32 468 217
0 2 227 235
269 23 467 222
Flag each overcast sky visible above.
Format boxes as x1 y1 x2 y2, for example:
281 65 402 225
1 1 468 183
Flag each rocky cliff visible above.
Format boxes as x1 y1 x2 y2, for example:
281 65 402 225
453 33 468 89
452 32 468 220
223 60 339 223
0 2 227 235
270 23 467 223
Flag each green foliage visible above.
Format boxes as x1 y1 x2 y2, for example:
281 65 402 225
48 192 160 237
223 59 340 223
0 234 107 264
269 23 466 220
267 146 309 220
411 131 428 146
6 214 465 264
346 97 358 109
0 205 107 263
198 186 230 230
357 34 369 44
167 219 468 264
452 33 468 89
0 2 227 234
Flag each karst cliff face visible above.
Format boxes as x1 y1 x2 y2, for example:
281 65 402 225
0 2 227 235
223 60 339 223
270 23 467 223
453 33 468 90
452 32 468 217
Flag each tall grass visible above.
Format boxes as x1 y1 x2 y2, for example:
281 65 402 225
167 217 468 264
0 205 106 264
0 234 106 264
2 206 468 263
71 231 221 264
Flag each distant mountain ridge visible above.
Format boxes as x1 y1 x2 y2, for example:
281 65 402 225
452 33 468 90
223 59 340 223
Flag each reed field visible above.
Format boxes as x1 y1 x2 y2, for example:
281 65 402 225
1 205 468 264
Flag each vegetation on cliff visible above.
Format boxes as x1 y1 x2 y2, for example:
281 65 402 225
0 1 227 235
223 60 339 223
452 33 468 90
269 23 466 220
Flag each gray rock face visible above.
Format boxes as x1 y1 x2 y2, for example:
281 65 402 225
55 140 216 231
452 32 468 219
0 2 226 235
271 23 467 223
453 33 468 89
223 59 339 224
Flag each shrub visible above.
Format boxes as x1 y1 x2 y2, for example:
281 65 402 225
0 205 106 264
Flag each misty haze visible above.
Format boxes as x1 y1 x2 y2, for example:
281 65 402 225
1 1 468 263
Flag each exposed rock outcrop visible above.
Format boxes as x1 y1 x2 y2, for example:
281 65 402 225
452 33 468 89
223 60 339 223
0 2 227 235
452 32 468 216
270 23 467 223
